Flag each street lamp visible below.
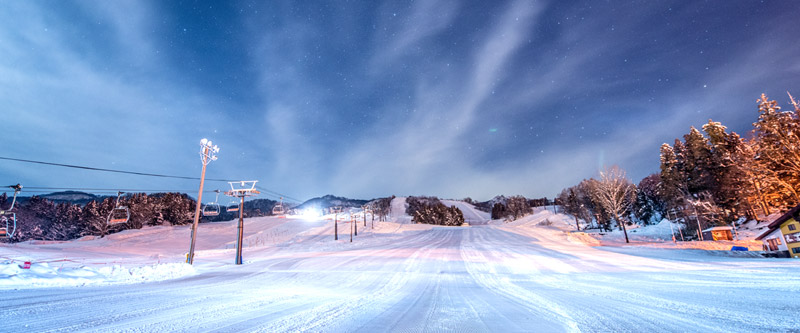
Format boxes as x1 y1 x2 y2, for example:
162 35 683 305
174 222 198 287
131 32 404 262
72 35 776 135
187 138 219 264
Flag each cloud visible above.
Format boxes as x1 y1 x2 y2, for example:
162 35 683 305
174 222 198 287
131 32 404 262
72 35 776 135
3 0 799 202
324 0 544 198
368 1 460 75
0 2 237 191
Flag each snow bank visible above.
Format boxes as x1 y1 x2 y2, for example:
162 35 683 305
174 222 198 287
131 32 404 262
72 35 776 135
500 211 766 253
0 261 195 288
572 219 763 251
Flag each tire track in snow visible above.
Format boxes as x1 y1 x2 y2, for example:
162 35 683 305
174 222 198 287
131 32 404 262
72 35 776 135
206 227 456 332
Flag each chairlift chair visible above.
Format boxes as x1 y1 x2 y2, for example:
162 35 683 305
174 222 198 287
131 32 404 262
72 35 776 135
226 197 240 213
272 197 285 216
0 184 22 238
107 191 130 225
202 190 221 217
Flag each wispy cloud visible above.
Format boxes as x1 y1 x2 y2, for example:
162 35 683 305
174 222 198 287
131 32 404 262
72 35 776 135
2 0 798 201
0 2 236 190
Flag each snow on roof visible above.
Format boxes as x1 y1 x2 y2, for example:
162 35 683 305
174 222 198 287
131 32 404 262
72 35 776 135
755 203 800 240
701 226 733 232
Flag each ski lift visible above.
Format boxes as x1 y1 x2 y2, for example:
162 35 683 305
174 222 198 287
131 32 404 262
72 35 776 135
272 197 285 216
226 197 240 213
225 181 259 213
0 184 22 238
202 190 221 217
107 191 130 225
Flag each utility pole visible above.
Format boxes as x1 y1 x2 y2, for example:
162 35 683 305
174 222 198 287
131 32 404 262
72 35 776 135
363 205 367 227
354 212 357 236
371 208 374 229
668 209 685 241
333 206 341 241
692 203 704 241
187 138 218 265
350 213 353 242
669 220 676 243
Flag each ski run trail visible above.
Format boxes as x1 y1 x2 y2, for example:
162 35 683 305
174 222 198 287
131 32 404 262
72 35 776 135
1 198 799 332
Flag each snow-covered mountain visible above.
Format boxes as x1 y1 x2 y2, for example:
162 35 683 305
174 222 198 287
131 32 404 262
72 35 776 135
295 194 369 211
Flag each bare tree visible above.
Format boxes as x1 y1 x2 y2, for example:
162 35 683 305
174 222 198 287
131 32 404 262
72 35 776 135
594 166 636 243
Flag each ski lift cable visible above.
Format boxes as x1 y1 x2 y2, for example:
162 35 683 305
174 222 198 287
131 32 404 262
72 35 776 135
23 186 221 193
246 189 299 205
2 187 296 201
1 156 302 203
258 192 300 204
0 156 237 182
255 186 301 203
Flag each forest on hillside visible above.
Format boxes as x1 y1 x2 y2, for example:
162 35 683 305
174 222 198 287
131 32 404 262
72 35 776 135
557 93 800 239
0 192 278 243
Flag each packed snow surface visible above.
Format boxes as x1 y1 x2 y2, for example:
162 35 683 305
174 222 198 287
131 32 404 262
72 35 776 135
441 199 490 225
1 205 798 332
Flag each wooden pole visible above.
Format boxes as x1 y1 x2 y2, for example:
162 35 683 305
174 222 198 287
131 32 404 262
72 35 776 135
186 145 208 265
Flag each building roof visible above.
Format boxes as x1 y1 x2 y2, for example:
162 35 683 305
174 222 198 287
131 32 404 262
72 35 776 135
701 226 733 232
755 203 800 240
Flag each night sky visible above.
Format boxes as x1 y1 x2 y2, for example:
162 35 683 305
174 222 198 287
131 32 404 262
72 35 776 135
1 1 799 202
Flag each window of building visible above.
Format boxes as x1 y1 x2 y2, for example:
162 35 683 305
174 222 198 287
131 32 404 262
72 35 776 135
767 238 781 251
789 224 797 231
793 247 800 254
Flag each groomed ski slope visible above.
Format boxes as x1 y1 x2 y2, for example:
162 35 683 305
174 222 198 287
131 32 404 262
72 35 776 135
1 199 799 332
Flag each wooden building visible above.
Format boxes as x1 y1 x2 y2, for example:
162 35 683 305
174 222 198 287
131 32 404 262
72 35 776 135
701 226 734 241
756 203 800 259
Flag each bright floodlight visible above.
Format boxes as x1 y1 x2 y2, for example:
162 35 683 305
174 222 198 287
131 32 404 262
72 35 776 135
302 208 321 220
199 138 219 165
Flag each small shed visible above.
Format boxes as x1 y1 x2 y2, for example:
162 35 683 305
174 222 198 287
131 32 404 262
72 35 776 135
701 226 733 241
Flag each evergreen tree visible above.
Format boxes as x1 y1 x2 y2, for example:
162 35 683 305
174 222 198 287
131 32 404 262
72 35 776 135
633 173 664 224
701 120 751 220
753 93 800 206
506 195 532 220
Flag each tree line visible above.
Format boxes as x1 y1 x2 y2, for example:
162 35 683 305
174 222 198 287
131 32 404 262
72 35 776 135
366 196 394 221
557 92 800 240
406 196 465 226
0 192 278 243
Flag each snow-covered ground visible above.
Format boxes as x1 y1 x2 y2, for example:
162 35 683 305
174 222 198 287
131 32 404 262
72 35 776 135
441 199 490 225
556 211 765 251
1 206 799 331
388 196 412 224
